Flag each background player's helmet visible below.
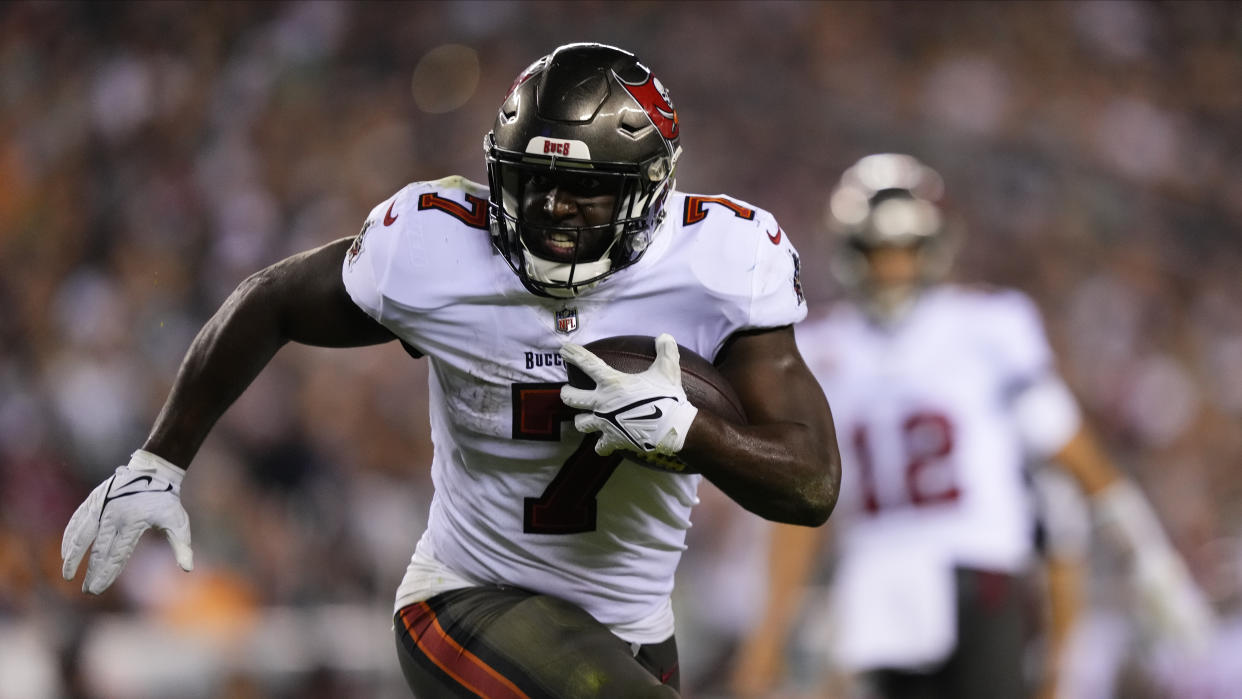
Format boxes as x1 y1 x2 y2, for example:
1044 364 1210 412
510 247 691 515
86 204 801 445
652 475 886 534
826 153 960 318
485 43 682 297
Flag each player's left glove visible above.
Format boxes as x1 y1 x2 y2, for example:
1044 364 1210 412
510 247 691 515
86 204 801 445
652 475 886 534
1096 481 1216 652
1132 544 1215 651
61 449 194 594
561 333 699 457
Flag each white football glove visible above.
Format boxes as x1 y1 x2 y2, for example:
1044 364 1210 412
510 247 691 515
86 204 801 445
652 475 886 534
1132 546 1216 652
62 449 193 594
560 333 699 457
1095 481 1215 652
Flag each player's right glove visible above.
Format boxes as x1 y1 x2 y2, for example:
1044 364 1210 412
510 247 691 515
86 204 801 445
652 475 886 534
560 333 699 457
61 449 194 594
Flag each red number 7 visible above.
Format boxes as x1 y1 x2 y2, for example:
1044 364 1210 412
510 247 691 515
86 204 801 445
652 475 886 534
512 383 623 534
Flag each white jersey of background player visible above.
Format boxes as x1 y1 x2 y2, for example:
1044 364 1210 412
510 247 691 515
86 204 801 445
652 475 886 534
798 281 1071 667
734 154 1213 699
343 176 806 644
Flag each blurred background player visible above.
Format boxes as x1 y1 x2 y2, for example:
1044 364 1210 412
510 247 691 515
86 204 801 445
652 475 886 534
731 154 1214 699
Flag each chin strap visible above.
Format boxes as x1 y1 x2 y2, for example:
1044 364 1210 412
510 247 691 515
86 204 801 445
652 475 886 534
523 252 612 298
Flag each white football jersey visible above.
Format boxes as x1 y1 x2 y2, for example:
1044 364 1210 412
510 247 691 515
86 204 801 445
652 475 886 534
797 285 1081 669
799 285 1071 570
343 176 805 644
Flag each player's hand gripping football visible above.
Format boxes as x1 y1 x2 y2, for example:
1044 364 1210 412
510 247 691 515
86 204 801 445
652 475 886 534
561 333 699 457
62 450 193 594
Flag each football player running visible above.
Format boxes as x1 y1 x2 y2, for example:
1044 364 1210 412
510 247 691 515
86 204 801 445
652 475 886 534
60 43 840 698
732 154 1214 699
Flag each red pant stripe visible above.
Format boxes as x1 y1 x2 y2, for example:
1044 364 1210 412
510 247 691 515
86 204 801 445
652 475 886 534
399 602 531 699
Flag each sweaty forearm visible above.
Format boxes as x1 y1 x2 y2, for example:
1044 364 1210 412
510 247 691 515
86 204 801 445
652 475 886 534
143 271 290 468
681 415 839 526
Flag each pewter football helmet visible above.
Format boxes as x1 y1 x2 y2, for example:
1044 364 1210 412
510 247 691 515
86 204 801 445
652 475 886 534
486 43 682 297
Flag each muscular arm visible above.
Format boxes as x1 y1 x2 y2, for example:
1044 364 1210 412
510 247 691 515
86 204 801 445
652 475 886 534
680 326 840 526
143 237 396 467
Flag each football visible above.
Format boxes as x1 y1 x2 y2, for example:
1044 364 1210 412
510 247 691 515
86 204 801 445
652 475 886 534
565 335 747 472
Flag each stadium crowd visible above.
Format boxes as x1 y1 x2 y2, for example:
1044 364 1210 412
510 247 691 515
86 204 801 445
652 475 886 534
1 2 1240 697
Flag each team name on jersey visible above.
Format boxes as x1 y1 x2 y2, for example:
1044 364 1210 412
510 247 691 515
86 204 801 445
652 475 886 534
525 351 565 370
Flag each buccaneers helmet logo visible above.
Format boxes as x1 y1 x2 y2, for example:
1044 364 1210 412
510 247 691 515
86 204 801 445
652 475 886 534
614 71 679 141
505 57 547 100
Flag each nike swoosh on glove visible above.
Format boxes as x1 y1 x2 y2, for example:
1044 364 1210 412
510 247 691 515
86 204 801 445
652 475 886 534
62 449 193 594
560 333 699 457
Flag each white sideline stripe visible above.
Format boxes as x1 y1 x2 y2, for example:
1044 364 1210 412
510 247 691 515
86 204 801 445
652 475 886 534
1 604 402 698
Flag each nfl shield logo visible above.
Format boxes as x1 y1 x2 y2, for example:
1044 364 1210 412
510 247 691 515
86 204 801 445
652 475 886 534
555 307 579 334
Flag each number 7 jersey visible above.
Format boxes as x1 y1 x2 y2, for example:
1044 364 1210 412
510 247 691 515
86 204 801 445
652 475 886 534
341 176 806 644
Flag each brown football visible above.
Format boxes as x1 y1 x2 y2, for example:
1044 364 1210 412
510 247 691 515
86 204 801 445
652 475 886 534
565 335 747 473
